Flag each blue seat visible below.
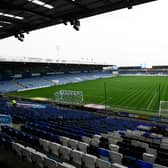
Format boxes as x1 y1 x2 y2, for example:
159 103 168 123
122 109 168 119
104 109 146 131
98 148 110 157
136 160 153 168
98 148 110 161
122 156 137 168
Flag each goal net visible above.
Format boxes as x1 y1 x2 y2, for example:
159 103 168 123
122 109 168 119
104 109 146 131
54 90 83 105
159 101 168 118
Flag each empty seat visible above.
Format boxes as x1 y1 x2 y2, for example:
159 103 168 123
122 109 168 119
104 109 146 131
83 153 97 168
96 158 112 168
31 151 47 168
59 146 71 161
12 142 25 158
39 139 50 152
137 125 151 131
136 159 153 168
112 163 128 168
82 136 91 144
143 153 155 163
101 133 108 138
108 138 119 145
146 148 157 157
57 162 76 168
93 134 101 140
122 156 136 167
131 140 140 147
70 149 83 166
90 139 99 147
49 142 61 156
160 142 168 150
44 157 57 168
60 136 70 146
78 141 88 153
109 144 119 152
110 151 123 164
98 148 110 161
22 147 35 162
161 138 168 144
68 139 78 150
140 142 149 150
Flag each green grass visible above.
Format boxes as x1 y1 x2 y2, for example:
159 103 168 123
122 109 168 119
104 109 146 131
7 76 168 115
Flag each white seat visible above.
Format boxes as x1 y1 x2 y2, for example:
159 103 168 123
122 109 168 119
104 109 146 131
49 142 61 156
44 157 57 168
138 135 146 141
140 142 149 150
96 158 112 168
82 153 97 168
150 133 162 139
39 139 50 152
153 138 161 145
131 140 140 147
59 146 71 161
110 151 123 164
57 162 76 168
112 163 128 168
161 138 168 144
68 139 78 150
90 139 99 147
108 138 119 145
82 136 91 144
109 144 119 152
78 141 88 153
146 148 157 157
137 125 151 131
12 142 25 158
101 133 108 138
143 153 155 163
60 136 70 146
22 147 34 162
93 134 101 140
160 142 168 150
31 151 47 168
70 149 83 166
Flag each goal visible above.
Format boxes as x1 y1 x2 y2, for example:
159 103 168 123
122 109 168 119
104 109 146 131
54 90 83 105
158 101 168 118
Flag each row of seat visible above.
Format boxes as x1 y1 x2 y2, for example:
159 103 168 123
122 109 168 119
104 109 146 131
17 124 167 168
0 134 76 168
7 125 123 166
1 126 128 168
91 129 168 166
21 120 168 167
0 71 112 93
1 119 168 168
40 138 127 168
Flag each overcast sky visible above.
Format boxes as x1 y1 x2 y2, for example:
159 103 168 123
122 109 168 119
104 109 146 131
0 0 167 67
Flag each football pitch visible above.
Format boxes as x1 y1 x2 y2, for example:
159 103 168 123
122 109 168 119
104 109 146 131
8 76 168 115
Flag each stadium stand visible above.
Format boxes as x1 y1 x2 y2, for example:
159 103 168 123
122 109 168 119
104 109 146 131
0 96 168 168
0 1 161 167
0 61 112 93
118 66 168 76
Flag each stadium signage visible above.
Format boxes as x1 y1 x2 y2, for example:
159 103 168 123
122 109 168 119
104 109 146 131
0 115 12 125
16 102 46 109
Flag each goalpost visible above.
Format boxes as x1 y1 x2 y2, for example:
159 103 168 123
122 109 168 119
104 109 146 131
158 101 168 118
54 90 83 105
